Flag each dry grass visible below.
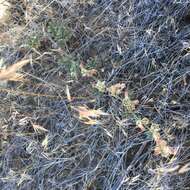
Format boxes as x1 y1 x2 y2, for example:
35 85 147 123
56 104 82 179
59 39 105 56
0 59 30 81
0 0 190 190
0 0 10 24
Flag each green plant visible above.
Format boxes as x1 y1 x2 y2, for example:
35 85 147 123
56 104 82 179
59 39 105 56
58 54 80 79
86 57 98 69
27 34 41 49
47 21 72 47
